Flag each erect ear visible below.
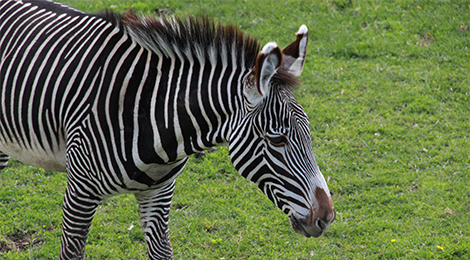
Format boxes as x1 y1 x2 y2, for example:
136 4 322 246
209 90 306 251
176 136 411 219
244 42 282 106
282 25 308 77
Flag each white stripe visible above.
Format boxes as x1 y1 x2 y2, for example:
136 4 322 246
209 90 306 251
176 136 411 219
226 42 239 114
220 47 239 141
171 46 186 156
206 45 222 143
182 47 204 152
195 52 212 146
215 44 229 142
131 50 151 170
163 57 175 129
149 52 170 162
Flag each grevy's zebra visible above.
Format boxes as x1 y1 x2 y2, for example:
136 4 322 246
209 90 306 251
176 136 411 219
0 0 335 259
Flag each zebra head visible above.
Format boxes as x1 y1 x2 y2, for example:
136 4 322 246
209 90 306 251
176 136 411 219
229 25 335 238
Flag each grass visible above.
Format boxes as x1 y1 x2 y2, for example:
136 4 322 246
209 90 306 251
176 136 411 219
1 0 470 259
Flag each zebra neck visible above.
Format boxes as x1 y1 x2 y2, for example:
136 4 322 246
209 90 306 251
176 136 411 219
112 14 259 164
120 45 250 164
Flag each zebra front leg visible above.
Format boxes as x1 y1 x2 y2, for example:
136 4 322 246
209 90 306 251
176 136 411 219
135 181 176 260
59 183 102 260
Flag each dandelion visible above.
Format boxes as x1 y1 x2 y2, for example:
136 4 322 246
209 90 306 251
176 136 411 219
391 239 396 243
211 238 222 245
437 245 444 251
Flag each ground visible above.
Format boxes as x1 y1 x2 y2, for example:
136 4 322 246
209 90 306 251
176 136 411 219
1 0 469 259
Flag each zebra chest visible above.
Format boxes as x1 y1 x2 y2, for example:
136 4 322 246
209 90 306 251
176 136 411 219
124 158 189 190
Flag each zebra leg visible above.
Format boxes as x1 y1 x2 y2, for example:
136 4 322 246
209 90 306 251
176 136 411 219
135 181 176 260
59 182 102 260
0 152 10 172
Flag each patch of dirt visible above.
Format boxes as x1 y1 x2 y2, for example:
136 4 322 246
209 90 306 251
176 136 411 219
0 233 42 254
0 239 13 253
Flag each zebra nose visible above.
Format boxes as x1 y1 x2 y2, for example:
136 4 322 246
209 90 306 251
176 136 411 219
316 216 327 231
301 187 336 237
312 187 335 232
290 207 335 238
289 212 327 238
314 208 336 232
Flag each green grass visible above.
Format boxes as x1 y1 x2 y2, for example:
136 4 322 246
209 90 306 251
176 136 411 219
1 0 470 259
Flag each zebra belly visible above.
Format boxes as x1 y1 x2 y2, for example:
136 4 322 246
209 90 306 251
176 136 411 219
0 141 67 172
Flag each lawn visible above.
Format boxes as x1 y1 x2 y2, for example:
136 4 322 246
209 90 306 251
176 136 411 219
1 0 469 259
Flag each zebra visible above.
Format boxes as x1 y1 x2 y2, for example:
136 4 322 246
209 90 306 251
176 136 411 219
0 0 336 259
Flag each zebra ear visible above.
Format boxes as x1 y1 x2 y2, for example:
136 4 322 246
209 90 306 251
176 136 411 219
282 25 308 77
257 42 282 95
244 42 282 105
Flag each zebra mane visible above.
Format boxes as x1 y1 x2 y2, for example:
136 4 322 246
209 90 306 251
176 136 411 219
98 10 298 89
99 11 259 70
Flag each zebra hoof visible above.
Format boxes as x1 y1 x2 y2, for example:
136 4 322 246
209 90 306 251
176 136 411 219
194 152 206 159
194 148 218 159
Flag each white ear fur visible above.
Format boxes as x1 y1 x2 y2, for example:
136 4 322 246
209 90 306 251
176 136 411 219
244 42 282 106
282 25 308 77
259 42 282 95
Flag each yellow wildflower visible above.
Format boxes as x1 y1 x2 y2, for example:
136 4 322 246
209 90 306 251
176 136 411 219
391 239 396 243
437 245 444 251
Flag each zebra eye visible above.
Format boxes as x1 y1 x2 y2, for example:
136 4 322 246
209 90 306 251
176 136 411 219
267 135 288 147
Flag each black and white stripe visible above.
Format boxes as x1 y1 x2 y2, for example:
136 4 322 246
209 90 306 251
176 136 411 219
0 1 335 259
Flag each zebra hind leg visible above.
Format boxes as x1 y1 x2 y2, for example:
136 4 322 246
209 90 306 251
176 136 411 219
59 182 103 260
0 152 10 172
135 181 176 260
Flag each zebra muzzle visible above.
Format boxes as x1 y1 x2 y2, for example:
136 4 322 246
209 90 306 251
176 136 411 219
289 187 336 237
289 208 336 238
